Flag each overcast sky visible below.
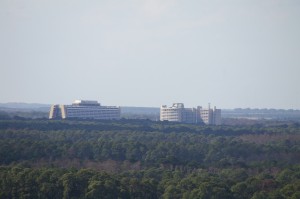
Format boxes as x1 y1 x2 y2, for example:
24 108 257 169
1 0 299 109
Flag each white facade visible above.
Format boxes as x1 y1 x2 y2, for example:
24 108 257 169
198 106 213 125
212 107 221 125
198 106 221 125
160 103 221 125
160 103 185 122
49 100 120 120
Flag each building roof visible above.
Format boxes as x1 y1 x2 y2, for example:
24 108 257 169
72 100 100 106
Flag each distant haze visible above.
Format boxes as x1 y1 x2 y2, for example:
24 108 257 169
1 0 299 109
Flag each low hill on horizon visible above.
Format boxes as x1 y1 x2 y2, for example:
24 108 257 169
0 102 51 110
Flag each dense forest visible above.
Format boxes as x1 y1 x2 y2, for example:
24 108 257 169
0 118 299 198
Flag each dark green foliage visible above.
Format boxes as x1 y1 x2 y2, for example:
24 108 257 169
0 119 299 168
0 119 300 198
0 166 299 199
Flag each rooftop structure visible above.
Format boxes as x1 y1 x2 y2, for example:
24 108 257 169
72 100 100 106
49 100 120 120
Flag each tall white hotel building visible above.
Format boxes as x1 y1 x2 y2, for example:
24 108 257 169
160 103 221 125
49 100 120 120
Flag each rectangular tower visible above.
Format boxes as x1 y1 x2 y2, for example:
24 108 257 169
49 100 120 120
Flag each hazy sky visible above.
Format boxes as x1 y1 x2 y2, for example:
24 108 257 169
1 0 300 109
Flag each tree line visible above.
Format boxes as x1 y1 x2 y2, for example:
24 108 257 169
0 165 299 199
0 118 299 198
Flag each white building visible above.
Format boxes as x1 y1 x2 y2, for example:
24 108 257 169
160 103 183 122
198 105 221 125
160 103 221 125
49 100 120 120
